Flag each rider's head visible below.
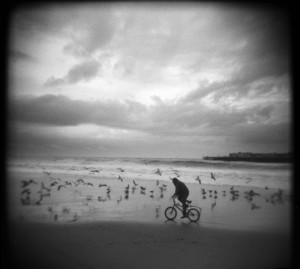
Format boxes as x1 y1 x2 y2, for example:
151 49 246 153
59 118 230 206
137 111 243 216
171 177 179 184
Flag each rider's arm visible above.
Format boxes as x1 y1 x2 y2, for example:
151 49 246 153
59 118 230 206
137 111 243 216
172 185 179 198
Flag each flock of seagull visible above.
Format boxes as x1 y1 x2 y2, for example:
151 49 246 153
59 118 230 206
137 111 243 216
18 165 287 222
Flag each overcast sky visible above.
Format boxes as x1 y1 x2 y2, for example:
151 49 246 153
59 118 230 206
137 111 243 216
7 2 291 158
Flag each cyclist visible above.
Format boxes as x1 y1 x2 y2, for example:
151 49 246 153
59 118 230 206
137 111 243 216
171 177 191 218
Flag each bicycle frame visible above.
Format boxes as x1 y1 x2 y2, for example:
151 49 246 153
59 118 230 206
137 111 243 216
171 197 201 211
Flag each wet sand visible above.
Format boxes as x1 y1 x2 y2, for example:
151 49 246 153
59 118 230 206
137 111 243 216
7 220 291 269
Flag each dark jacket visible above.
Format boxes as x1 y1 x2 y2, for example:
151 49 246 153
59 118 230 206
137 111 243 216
172 178 189 197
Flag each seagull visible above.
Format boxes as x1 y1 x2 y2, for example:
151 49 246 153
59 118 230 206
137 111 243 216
155 168 162 176
211 172 216 181
140 186 146 191
117 196 122 203
133 180 138 186
245 177 252 184
251 203 260 210
51 182 59 187
118 175 123 182
87 182 94 186
99 183 108 188
77 179 85 184
195 176 201 184
117 168 125 172
41 182 51 192
57 185 66 191
20 196 30 205
173 170 181 177
21 188 31 195
211 201 216 210
20 179 38 188
156 180 160 186
90 169 101 173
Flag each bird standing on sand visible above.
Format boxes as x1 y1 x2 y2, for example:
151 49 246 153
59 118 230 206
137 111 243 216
140 186 146 191
251 203 260 210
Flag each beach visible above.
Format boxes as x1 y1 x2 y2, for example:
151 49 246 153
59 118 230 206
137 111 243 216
7 220 291 269
5 156 293 268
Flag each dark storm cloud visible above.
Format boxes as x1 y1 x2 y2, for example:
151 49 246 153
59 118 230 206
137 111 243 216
10 94 288 140
44 60 101 86
11 5 119 56
10 50 36 63
186 5 290 98
9 94 148 129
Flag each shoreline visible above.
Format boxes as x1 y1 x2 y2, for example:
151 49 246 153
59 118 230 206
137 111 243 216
7 220 291 269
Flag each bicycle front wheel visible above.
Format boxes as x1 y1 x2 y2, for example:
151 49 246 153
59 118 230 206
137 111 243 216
187 208 200 222
165 206 177 220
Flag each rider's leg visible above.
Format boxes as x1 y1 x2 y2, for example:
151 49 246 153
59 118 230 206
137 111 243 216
178 195 188 216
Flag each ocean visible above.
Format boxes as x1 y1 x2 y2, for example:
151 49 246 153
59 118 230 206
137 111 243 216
7 155 292 190
6 155 292 231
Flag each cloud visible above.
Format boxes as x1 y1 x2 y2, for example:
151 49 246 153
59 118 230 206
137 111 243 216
10 50 36 63
9 93 290 139
9 94 149 129
44 60 101 86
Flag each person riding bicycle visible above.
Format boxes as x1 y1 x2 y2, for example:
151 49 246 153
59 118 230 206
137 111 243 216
171 177 191 218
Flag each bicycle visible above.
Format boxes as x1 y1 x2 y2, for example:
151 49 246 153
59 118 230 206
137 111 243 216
164 197 201 222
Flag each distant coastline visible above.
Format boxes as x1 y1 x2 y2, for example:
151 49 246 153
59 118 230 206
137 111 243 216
203 152 292 163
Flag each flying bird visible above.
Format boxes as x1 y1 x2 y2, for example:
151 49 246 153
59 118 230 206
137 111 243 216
21 188 31 195
211 172 216 181
195 176 201 184
133 180 138 186
57 185 66 191
41 182 51 192
20 179 38 188
118 175 123 182
245 177 252 184
155 168 162 176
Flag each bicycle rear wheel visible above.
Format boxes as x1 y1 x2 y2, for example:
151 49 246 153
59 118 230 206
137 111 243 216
165 206 177 220
187 208 200 222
